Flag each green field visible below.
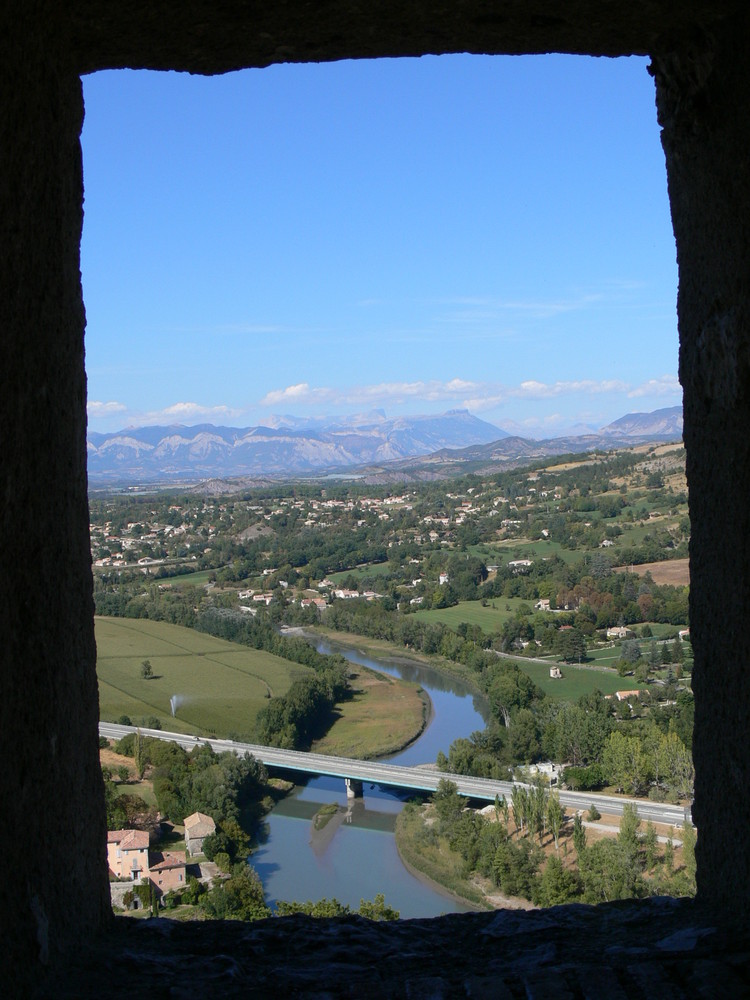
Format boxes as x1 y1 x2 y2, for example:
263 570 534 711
96 616 311 737
329 562 392 583
413 598 532 633
510 658 641 699
162 568 216 587
471 539 592 566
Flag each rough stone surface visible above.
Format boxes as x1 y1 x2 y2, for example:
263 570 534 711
0 3 110 990
66 1 741 72
2 0 750 992
651 6 750 913
37 899 749 998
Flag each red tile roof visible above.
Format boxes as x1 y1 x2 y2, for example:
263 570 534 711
149 851 187 872
107 829 149 850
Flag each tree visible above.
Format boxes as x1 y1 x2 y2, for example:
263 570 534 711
214 851 232 873
140 658 153 680
681 821 697 890
511 785 527 837
547 792 564 851
133 729 147 780
620 640 641 664
578 839 645 903
201 866 270 921
275 897 350 917
618 803 641 853
433 780 464 828
357 893 400 921
535 855 579 906
657 731 694 799
648 641 661 669
663 833 675 872
644 821 658 870
602 731 651 795
572 813 587 857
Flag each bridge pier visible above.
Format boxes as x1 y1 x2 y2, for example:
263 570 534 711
345 778 363 800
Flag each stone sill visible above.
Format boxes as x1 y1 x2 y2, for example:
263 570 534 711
37 897 749 998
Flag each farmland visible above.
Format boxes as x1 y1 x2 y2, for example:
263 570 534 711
96 616 311 738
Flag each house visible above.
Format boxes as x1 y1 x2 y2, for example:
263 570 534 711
107 829 150 880
607 626 634 640
535 599 551 611
184 811 216 857
508 559 533 572
615 690 643 702
438 573 450 585
549 666 563 679
301 597 328 610
148 851 187 897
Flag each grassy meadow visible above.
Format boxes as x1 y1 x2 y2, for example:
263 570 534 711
413 598 532 633
328 562 392 584
511 658 641 699
96 616 311 738
311 664 427 759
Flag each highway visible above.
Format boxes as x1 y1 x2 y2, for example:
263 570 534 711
99 722 690 827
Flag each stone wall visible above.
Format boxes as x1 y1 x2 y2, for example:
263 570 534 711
1 0 748 991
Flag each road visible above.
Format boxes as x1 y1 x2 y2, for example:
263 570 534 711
99 722 690 827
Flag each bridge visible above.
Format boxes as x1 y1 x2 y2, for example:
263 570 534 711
99 722 689 827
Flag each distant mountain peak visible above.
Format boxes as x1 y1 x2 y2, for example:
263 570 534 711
599 405 683 438
87 409 506 483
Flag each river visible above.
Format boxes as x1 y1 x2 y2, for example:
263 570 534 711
252 637 490 917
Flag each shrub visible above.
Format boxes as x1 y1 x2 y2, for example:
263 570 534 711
214 852 232 873
563 764 604 791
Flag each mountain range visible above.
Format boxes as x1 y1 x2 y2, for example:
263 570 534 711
87 405 682 484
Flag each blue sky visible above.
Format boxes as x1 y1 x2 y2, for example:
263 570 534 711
81 54 680 437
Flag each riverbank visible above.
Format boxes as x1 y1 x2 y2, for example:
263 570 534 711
310 660 430 759
394 803 492 911
302 625 489 708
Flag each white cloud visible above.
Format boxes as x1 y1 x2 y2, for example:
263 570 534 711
87 400 126 417
514 379 629 399
260 379 490 409
147 402 244 423
260 383 335 406
258 375 660 412
462 394 505 412
628 375 682 398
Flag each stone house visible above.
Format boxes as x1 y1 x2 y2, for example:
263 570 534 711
184 812 216 857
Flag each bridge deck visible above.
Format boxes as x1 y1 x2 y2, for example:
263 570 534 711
99 723 688 826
